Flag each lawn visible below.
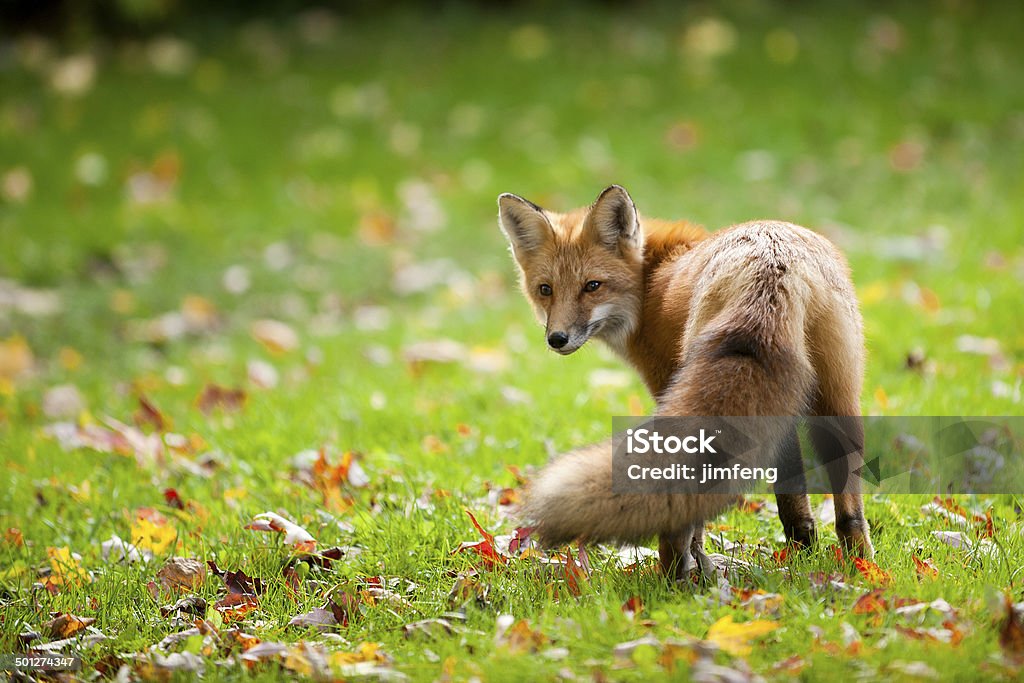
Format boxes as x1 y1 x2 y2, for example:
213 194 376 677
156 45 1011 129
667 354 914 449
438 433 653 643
2 1 1024 680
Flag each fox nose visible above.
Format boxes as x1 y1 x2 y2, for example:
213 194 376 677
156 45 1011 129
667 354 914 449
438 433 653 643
547 332 569 349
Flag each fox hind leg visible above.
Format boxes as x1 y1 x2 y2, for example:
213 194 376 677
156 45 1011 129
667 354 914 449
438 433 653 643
773 426 816 548
658 526 698 581
809 414 873 558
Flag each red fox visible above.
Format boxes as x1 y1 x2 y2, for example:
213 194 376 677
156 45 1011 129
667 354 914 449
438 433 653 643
498 185 873 578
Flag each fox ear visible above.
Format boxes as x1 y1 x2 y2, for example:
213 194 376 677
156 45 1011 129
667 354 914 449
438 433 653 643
498 193 553 256
587 185 643 254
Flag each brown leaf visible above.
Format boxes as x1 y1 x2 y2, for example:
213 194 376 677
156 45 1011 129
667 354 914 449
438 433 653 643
159 596 207 619
288 607 338 631
134 395 168 432
206 561 265 595
214 593 259 621
156 557 206 593
45 613 95 639
328 590 362 627
496 617 548 654
403 618 454 639
196 383 246 414
448 575 489 609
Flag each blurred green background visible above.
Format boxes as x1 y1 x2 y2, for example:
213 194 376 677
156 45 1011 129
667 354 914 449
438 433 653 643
3 1 1022 411
2 2 1024 678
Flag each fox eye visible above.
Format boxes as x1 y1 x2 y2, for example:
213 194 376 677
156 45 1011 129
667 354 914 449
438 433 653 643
538 283 552 296
584 280 601 293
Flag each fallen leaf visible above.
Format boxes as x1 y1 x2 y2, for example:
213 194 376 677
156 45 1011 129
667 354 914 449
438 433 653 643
45 546 90 588
403 339 465 369
403 618 454 638
44 613 95 639
705 615 779 656
246 512 316 549
288 607 338 631
496 617 547 654
0 335 34 382
214 593 259 622
853 557 892 586
159 596 207 619
42 385 85 418
6 527 25 547
155 556 206 592
448 574 489 608
251 319 300 353
452 509 507 569
134 395 168 431
207 561 266 595
131 515 178 555
621 596 644 620
912 555 939 580
195 383 246 414
853 589 888 615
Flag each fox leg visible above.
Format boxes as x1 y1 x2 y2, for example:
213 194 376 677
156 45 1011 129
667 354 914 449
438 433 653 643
658 525 698 580
773 426 816 547
809 413 873 558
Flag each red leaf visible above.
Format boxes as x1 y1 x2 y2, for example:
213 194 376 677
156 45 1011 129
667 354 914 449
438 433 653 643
452 510 507 570
163 488 184 510
853 557 892 586
508 526 534 554
621 595 643 619
852 589 888 615
912 555 939 580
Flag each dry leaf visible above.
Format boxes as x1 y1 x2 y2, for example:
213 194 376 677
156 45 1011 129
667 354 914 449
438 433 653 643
156 557 206 592
705 615 779 656
45 613 95 639
251 319 300 353
246 512 316 549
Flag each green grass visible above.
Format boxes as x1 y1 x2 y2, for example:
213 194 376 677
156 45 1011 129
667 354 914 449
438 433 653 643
2 1 1024 680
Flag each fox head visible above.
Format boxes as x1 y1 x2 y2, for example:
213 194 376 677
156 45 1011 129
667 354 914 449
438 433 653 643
498 184 644 355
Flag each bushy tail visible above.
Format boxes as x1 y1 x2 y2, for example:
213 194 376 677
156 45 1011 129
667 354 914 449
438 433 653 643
521 306 814 546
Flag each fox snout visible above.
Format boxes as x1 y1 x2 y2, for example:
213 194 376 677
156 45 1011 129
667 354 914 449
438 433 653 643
544 327 593 358
547 331 569 349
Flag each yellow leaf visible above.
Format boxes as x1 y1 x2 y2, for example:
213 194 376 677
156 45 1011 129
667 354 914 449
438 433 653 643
70 480 91 502
0 335 33 381
131 517 178 555
46 546 90 587
330 642 385 666
283 647 313 675
873 386 889 410
706 615 779 656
